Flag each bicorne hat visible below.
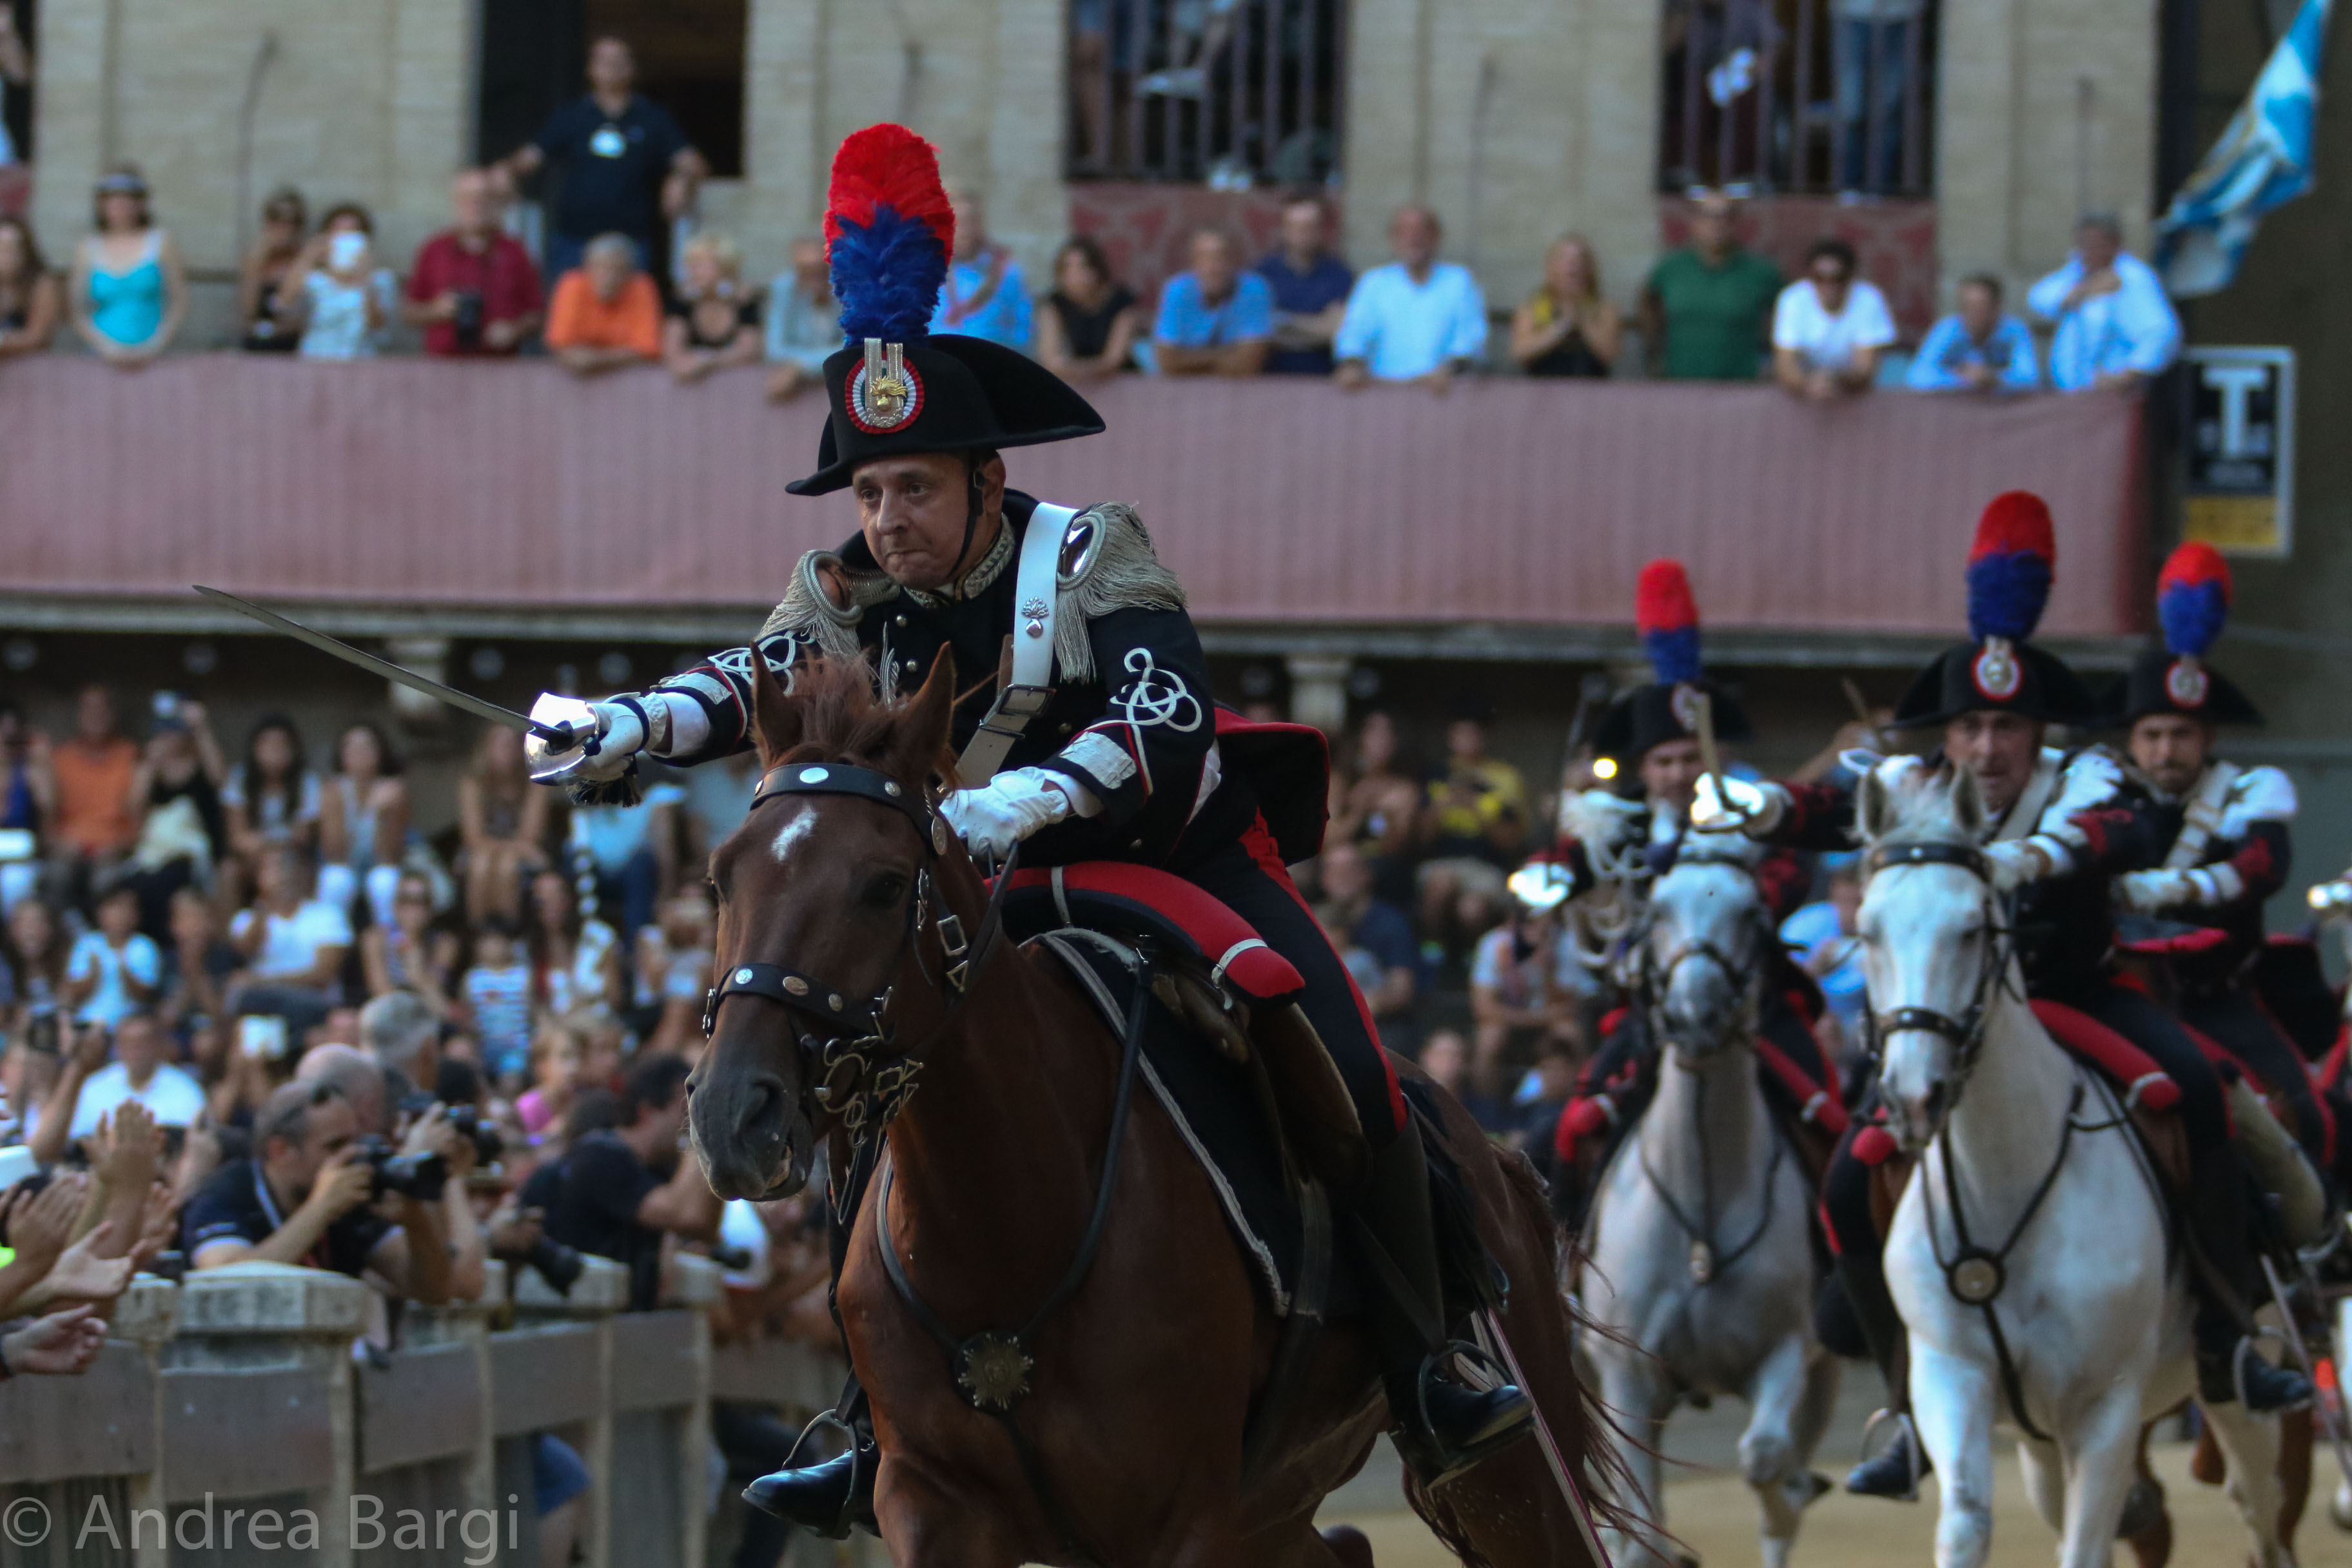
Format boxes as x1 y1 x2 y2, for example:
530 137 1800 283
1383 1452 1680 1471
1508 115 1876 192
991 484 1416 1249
2104 542 2261 727
1892 491 2098 729
785 126 1104 497
1591 560 1752 770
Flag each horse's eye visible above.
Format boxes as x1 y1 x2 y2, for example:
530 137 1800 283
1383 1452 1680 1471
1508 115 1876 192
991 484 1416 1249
861 872 910 911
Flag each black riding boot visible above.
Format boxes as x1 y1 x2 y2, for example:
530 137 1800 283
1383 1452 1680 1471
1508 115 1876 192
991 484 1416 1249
1832 1251 1932 1500
741 1412 877 1538
2186 1147 2314 1414
1354 1119 1534 1487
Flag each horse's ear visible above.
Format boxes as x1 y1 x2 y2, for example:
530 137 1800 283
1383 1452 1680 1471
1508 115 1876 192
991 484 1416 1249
1857 765 1896 843
887 647 957 789
1948 763 1987 839
749 649 801 768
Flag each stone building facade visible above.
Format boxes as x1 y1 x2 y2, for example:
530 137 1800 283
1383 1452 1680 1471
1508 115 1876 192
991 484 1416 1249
26 0 2161 342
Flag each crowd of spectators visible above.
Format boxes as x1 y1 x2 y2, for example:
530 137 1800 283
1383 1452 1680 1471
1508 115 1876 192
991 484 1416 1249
0 681 830 1567
0 21 2184 403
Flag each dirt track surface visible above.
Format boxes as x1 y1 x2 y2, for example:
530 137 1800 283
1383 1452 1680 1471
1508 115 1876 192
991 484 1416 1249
1321 1440 2338 1566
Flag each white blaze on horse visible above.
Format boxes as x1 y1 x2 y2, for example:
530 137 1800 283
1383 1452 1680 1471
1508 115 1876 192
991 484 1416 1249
1853 757 2291 1568
1580 836 1839 1568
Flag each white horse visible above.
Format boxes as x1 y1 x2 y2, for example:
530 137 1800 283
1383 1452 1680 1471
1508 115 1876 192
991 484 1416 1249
1581 838 1839 1568
1852 758 2291 1568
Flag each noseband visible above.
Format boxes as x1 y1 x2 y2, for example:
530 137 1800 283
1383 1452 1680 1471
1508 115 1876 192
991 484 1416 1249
1640 845 1768 1050
702 760 1008 1146
1859 840 2011 1117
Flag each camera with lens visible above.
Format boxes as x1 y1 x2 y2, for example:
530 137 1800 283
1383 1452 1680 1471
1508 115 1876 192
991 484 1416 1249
452 288 485 347
354 1136 449 1203
516 1235 585 1295
442 1105 503 1166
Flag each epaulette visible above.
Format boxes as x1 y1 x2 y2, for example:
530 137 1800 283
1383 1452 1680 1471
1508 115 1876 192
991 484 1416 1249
1050 502 1185 685
759 549 898 664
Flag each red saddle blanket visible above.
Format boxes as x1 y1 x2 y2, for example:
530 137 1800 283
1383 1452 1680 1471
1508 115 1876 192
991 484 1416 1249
997 861 1306 1004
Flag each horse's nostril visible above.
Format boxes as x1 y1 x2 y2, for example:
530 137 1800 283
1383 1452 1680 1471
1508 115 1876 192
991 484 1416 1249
736 1074 787 1137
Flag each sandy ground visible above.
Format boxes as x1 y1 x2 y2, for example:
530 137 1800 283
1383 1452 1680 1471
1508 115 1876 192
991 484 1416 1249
1314 1378 2352 1567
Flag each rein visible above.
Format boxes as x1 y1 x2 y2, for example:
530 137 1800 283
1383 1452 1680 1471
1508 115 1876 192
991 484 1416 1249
1632 852 1780 1288
1860 835 2097 1444
703 761 1014 1149
702 758 1138 1562
874 958 1151 1567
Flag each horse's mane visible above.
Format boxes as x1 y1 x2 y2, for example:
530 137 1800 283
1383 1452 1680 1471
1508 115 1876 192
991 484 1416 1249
767 656 958 781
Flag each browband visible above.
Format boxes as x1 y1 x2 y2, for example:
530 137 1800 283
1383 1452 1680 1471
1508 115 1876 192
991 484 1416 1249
1866 841 1989 881
752 761 939 843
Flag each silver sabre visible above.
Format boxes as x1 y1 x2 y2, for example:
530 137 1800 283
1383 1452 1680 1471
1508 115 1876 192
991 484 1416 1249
191 585 582 748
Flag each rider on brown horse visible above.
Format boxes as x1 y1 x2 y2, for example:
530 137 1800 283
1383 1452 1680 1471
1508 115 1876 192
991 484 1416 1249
530 124 1531 1535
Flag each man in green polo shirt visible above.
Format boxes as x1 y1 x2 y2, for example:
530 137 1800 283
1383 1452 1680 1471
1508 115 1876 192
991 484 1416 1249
1641 191 1783 380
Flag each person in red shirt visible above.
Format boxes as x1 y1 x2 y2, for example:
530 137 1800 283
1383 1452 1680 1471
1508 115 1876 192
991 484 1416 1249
402 170 544 357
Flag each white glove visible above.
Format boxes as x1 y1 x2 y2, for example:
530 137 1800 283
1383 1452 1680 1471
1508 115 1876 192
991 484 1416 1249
2117 866 2235 913
940 769 1077 860
1689 775 1785 836
525 694 645 787
1982 839 2056 893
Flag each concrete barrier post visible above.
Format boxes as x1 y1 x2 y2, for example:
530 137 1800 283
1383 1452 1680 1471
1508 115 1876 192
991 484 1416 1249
505 1253 627 1568
164 1262 374 1568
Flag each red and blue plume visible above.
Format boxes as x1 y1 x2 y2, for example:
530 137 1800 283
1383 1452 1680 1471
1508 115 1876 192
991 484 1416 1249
1965 491 2056 643
822 124 956 344
2157 542 2230 660
1636 560 1703 685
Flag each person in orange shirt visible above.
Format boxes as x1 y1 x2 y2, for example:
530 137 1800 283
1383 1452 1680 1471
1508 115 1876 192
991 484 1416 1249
544 232 662 375
48 684 140 903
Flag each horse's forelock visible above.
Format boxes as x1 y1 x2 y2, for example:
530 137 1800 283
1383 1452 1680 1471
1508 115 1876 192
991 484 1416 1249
766 657 901 768
1861 755 1974 848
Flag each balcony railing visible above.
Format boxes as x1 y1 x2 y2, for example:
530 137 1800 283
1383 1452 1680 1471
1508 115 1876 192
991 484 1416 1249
1660 0 1938 198
1067 0 1345 187
0 358 2148 654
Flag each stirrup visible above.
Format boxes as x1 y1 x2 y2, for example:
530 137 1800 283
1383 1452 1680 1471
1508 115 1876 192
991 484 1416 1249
1401 1340 1534 1489
743 1411 877 1540
1848 1408 1926 1502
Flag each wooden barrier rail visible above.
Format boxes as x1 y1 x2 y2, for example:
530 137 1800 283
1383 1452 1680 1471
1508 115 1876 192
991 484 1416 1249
0 1259 861 1568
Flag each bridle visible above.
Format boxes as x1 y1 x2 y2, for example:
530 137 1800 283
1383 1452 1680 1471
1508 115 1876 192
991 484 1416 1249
701 760 1011 1148
1631 843 1783 1286
1636 842 1770 1056
1857 839 2015 1124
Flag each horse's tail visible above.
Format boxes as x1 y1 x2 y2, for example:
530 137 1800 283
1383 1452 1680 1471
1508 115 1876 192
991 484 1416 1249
1494 1147 1646 1547
1403 1129 1650 1567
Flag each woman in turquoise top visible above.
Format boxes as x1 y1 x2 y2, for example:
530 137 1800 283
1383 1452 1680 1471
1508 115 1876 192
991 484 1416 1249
68 166 186 366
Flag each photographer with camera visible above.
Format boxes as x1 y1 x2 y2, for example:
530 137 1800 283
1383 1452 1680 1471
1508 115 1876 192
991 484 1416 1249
404 170 543 358
181 1079 454 1304
297 1042 491 1301
524 1053 717 1311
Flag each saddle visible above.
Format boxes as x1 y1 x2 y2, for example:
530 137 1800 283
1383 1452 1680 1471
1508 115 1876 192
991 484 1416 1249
998 861 1366 1314
1850 999 2193 1236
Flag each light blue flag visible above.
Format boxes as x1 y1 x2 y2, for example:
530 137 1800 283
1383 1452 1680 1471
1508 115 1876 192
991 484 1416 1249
2154 0 2331 297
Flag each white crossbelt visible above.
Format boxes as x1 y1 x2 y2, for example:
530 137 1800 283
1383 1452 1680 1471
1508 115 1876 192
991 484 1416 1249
2162 761 2243 871
954 502 1079 788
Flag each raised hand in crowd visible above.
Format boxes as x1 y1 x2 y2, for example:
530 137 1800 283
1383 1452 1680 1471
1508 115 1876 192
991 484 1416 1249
2 1304 109 1378
26 1021 111 1166
87 1102 164 1261
0 1173 91 1313
21 1220 136 1311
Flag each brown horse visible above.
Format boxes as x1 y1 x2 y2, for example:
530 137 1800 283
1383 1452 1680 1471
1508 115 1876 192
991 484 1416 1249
687 651 1616 1567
